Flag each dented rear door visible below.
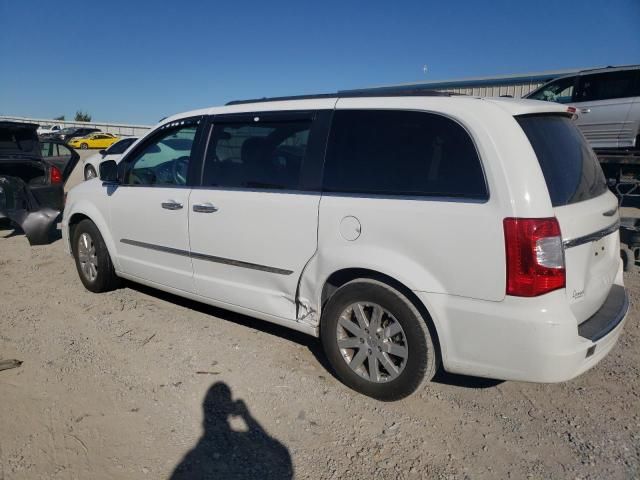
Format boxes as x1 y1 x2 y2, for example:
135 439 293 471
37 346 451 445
189 110 331 320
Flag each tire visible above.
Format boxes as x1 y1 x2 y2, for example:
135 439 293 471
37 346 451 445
320 279 438 401
72 219 120 292
80 143 88 149
84 165 97 180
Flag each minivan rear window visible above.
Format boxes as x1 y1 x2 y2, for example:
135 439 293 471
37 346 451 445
516 115 607 207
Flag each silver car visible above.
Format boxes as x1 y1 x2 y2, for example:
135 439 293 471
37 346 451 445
526 65 640 150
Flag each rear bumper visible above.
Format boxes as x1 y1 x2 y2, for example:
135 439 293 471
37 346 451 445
578 285 628 341
416 279 629 383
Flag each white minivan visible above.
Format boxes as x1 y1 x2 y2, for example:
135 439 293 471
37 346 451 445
62 91 628 400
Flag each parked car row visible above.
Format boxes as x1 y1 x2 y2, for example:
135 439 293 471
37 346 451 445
39 126 101 142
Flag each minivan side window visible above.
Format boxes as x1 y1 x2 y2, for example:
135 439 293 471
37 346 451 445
322 110 487 200
202 119 311 190
528 76 576 104
575 71 640 102
125 124 197 186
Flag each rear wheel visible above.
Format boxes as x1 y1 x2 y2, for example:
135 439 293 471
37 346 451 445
80 143 88 149
84 165 97 180
72 219 120 292
321 279 438 401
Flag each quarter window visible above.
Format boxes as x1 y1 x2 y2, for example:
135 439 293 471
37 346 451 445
202 119 310 190
322 110 487 199
125 123 197 186
576 71 640 102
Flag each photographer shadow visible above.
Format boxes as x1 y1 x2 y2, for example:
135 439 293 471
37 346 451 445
170 382 293 480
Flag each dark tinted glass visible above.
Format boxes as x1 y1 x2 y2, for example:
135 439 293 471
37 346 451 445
202 120 310 190
517 115 607 206
107 137 135 154
322 110 487 199
576 70 640 102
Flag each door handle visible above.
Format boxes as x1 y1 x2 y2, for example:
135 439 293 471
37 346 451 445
192 202 219 213
161 200 183 210
580 108 591 114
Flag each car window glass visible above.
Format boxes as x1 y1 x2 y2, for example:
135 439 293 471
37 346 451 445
57 143 72 157
517 115 607 206
40 142 52 156
322 110 487 199
107 138 134 155
202 119 310 190
126 124 197 186
576 71 638 102
529 77 575 103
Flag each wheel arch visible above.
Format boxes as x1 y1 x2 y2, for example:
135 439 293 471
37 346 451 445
319 267 442 363
67 205 120 271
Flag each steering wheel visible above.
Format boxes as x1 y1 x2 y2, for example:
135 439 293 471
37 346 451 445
172 156 190 185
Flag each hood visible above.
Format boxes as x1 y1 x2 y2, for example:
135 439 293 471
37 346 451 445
0 122 41 158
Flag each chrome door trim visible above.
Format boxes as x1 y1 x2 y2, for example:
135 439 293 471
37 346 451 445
120 239 293 275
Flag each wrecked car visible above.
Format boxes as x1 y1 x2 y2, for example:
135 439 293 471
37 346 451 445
0 121 78 245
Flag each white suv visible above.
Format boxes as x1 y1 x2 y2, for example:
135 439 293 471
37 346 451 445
62 92 628 400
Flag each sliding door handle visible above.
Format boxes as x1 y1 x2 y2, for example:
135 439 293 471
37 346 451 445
193 203 218 213
161 200 183 210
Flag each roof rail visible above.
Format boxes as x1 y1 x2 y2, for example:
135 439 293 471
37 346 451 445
225 88 451 106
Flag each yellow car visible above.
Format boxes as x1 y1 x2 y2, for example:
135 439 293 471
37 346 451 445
68 133 119 150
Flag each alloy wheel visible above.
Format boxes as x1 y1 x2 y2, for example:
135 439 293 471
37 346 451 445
77 232 98 282
336 302 408 383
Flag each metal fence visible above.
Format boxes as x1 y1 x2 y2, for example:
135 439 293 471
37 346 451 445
0 115 152 137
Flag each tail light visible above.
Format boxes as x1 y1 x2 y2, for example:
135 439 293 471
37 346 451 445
504 217 565 297
49 165 63 184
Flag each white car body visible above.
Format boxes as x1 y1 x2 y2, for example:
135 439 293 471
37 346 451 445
37 124 61 136
83 137 138 180
62 94 628 387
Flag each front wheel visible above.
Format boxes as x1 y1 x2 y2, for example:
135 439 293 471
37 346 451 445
72 219 120 292
80 143 88 149
321 279 438 401
84 165 97 180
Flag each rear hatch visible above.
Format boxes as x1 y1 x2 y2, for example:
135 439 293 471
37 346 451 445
0 122 68 211
517 114 620 324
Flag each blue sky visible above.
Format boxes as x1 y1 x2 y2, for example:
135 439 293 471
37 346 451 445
1 0 639 125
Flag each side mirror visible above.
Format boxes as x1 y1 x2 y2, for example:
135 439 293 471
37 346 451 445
99 160 118 183
99 149 107 156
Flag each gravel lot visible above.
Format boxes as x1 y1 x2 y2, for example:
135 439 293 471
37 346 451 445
0 158 638 479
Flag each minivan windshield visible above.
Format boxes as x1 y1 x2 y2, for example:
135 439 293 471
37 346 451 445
516 115 607 206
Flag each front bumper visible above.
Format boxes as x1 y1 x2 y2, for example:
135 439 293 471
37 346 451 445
415 281 629 383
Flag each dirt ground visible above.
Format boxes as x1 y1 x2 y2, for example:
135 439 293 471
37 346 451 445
0 159 638 479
